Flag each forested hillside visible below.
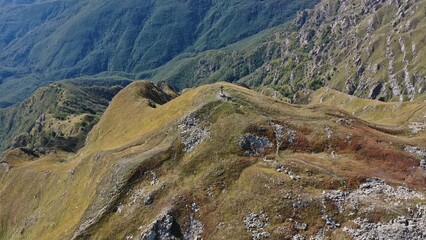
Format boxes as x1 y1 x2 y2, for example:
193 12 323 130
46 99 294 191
150 0 426 102
0 0 318 107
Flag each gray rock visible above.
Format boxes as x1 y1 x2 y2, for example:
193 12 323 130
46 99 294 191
68 167 76 176
343 206 426 240
191 203 200 213
322 178 423 217
308 229 326 240
140 214 178 240
140 211 204 240
299 29 316 45
323 215 340 229
270 122 297 145
292 234 305 240
149 171 159 185
404 146 426 158
295 222 308 231
336 118 353 127
408 123 426 134
116 204 125 214
271 122 285 147
244 211 270 240
293 199 309 210
125 234 134 240
420 159 426 169
324 126 332 140
144 196 153 205
286 128 297 144
404 146 426 168
277 166 300 180
178 113 210 152
356 178 424 200
239 134 273 156
184 216 203 240
295 10 309 28
323 190 349 213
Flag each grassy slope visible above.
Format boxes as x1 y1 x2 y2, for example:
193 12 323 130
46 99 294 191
0 82 425 239
310 88 426 127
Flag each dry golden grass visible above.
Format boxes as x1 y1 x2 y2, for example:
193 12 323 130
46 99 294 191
310 87 426 129
1 81 425 239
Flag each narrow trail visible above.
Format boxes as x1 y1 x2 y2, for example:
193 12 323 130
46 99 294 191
279 154 347 189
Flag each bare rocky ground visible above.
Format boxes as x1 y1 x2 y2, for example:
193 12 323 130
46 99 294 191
178 113 210 152
343 207 426 240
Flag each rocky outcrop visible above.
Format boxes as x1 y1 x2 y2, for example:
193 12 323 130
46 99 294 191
324 178 424 208
356 178 423 200
137 81 178 107
277 166 301 180
323 215 340 229
157 81 179 99
295 10 310 28
245 0 425 101
321 178 426 239
399 36 415 101
239 134 273 156
140 213 181 240
405 145 426 168
184 216 204 240
178 113 210 152
244 211 270 240
344 206 426 240
117 171 166 215
386 35 403 101
408 122 426 134
140 212 203 240
11 133 31 149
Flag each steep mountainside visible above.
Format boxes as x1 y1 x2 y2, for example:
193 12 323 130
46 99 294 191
153 0 426 102
0 0 319 107
0 79 130 154
1 81 425 239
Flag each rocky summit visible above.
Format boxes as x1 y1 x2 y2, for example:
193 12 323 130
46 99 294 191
1 81 425 239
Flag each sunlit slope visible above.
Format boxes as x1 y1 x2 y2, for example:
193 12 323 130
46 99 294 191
1 82 425 239
310 87 426 136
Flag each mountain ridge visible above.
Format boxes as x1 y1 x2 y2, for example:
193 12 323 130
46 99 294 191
2 2 426 239
0 81 425 239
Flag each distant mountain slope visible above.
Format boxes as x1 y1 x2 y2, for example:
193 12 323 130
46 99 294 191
0 0 319 107
0 79 130 153
154 0 426 102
